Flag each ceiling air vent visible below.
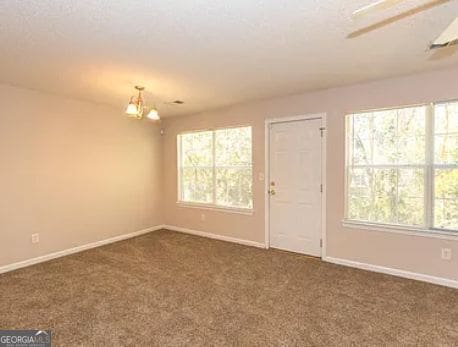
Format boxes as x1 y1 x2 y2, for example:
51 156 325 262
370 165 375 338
165 100 185 106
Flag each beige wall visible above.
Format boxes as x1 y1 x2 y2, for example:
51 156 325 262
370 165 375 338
163 67 458 281
0 84 163 267
2 67 457 282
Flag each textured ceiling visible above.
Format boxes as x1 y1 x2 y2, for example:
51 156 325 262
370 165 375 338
1 0 458 117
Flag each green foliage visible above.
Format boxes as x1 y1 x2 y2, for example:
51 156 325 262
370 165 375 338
179 127 252 209
348 103 458 229
348 106 427 226
215 127 252 208
434 169 458 230
434 103 458 230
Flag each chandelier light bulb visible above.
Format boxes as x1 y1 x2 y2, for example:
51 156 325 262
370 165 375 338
147 108 160 120
126 102 138 116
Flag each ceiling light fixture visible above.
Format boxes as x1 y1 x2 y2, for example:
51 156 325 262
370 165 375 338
125 86 160 121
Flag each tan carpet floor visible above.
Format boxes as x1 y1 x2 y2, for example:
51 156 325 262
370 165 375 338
0 229 457 346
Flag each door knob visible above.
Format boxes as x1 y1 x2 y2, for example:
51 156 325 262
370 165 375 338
268 189 276 196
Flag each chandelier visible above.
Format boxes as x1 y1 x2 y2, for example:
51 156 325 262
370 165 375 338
125 86 160 120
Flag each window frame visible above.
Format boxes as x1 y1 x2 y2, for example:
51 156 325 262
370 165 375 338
177 125 254 214
344 101 458 237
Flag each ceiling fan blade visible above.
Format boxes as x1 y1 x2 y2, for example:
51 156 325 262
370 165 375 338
352 0 407 18
430 17 458 49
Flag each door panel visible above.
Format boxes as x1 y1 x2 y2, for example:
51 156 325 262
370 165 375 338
269 118 322 256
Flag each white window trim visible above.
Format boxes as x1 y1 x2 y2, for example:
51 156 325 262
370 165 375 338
343 102 458 236
176 201 253 215
342 219 458 241
177 126 254 212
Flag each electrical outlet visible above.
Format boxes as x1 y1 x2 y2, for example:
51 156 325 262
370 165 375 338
31 233 39 244
201 213 206 222
441 248 452 261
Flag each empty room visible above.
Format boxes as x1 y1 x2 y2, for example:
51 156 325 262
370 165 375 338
1 0 457 346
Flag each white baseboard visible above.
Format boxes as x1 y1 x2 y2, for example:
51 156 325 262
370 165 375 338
5 225 454 289
164 226 457 288
0 225 165 275
164 225 267 249
324 256 458 289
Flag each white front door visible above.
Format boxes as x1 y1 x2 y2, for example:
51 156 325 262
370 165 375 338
269 118 322 256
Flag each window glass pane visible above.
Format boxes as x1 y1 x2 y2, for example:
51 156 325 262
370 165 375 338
371 168 398 224
348 168 399 224
434 169 458 230
434 102 458 230
216 168 253 209
347 168 372 221
180 131 212 167
434 103 458 165
215 126 252 208
215 127 252 166
350 107 426 166
435 134 458 165
349 116 371 166
397 168 425 226
181 168 213 203
347 163 425 225
372 110 398 165
434 102 458 134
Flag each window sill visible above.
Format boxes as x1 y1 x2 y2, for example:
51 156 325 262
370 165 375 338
342 220 458 241
176 201 253 215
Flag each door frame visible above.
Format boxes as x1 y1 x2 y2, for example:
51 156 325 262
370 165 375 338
264 113 327 258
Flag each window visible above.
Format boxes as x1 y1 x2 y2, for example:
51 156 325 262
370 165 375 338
178 126 253 210
345 102 457 232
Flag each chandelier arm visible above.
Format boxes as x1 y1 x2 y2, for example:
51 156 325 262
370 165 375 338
138 89 144 117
